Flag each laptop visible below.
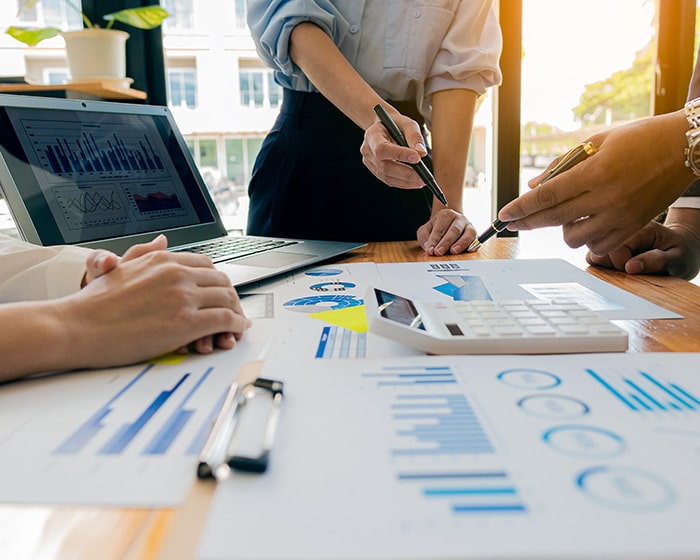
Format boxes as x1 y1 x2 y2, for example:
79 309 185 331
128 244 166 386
0 94 364 286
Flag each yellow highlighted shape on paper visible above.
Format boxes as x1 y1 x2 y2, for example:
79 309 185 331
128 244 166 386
146 352 189 365
308 305 368 332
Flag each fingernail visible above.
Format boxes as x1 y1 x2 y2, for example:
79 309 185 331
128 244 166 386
415 142 426 154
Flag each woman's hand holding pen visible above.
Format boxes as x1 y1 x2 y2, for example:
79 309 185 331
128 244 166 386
498 111 695 255
417 209 477 256
361 111 427 190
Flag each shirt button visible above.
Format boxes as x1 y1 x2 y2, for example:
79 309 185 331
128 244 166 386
350 25 358 33
414 9 422 18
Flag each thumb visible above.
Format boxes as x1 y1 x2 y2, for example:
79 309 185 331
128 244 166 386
624 250 669 275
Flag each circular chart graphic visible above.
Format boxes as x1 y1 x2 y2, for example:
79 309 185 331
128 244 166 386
305 268 343 277
518 395 590 418
310 281 356 292
576 466 675 511
543 425 625 458
497 369 562 390
283 294 362 314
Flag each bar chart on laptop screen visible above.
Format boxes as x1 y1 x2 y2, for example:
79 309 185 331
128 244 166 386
20 118 169 180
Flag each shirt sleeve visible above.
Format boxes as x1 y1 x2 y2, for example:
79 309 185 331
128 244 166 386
246 0 351 79
0 235 91 302
425 0 503 97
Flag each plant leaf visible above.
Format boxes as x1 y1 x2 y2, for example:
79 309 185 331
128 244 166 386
103 7 170 30
5 26 62 46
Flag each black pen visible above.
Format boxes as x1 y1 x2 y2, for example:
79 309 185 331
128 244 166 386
373 104 449 207
467 141 597 252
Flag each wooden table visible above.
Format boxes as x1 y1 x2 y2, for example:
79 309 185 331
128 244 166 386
2 238 699 559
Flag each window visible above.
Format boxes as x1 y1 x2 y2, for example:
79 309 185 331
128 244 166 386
239 68 282 109
198 139 218 169
233 0 247 29
167 68 197 108
17 0 83 29
225 137 264 186
44 68 70 84
162 0 194 30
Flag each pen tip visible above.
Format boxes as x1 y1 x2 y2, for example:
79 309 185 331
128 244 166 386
467 240 480 253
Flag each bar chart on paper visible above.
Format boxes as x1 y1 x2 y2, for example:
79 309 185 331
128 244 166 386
0 354 246 507
198 353 700 560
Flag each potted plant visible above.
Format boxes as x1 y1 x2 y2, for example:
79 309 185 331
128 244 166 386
5 1 169 85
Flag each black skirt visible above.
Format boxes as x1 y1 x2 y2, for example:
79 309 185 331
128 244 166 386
246 89 432 242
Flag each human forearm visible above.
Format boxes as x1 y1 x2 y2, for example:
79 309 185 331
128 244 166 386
289 22 384 129
0 302 77 380
429 89 477 213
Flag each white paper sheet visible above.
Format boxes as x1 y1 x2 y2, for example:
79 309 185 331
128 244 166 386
376 259 680 320
198 353 700 560
0 329 275 507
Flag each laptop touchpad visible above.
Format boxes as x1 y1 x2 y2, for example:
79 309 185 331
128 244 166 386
229 251 316 268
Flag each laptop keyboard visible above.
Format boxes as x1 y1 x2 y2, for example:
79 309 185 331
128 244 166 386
172 237 297 263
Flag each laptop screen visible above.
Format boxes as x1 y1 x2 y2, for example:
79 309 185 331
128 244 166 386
0 97 222 248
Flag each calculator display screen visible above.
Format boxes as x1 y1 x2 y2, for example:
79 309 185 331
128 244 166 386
374 289 425 331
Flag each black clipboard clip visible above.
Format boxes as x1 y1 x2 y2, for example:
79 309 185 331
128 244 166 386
197 377 284 481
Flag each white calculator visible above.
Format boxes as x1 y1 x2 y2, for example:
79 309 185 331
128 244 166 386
365 287 628 355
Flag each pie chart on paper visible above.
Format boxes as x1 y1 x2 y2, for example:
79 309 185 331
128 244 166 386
282 294 363 314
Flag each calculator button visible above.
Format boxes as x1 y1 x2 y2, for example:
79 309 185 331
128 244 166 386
490 326 525 336
510 311 538 318
557 324 590 334
525 325 557 335
517 318 547 326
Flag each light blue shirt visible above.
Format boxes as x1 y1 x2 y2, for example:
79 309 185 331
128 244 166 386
246 0 502 122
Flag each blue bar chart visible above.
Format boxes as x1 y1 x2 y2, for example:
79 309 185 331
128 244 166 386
21 118 167 180
389 392 493 456
397 471 526 515
54 364 220 457
315 326 367 359
586 368 700 413
362 365 457 387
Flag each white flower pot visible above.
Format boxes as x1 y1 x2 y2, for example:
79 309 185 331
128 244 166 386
61 28 130 83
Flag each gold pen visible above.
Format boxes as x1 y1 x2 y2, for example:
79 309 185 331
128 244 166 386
467 141 597 252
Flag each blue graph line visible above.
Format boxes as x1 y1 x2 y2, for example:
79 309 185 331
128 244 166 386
424 487 517 496
640 372 695 409
452 505 526 513
187 386 228 455
586 369 637 410
143 367 215 455
54 365 154 455
625 380 666 410
588 368 700 413
100 374 189 455
398 472 508 480
316 326 331 358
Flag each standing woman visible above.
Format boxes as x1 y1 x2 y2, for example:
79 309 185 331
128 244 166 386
245 1 502 255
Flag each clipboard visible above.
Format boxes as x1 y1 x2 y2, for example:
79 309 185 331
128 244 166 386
197 377 284 480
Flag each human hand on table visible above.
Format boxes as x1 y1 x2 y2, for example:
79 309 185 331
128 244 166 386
417 208 477 256
586 214 700 280
82 234 250 355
